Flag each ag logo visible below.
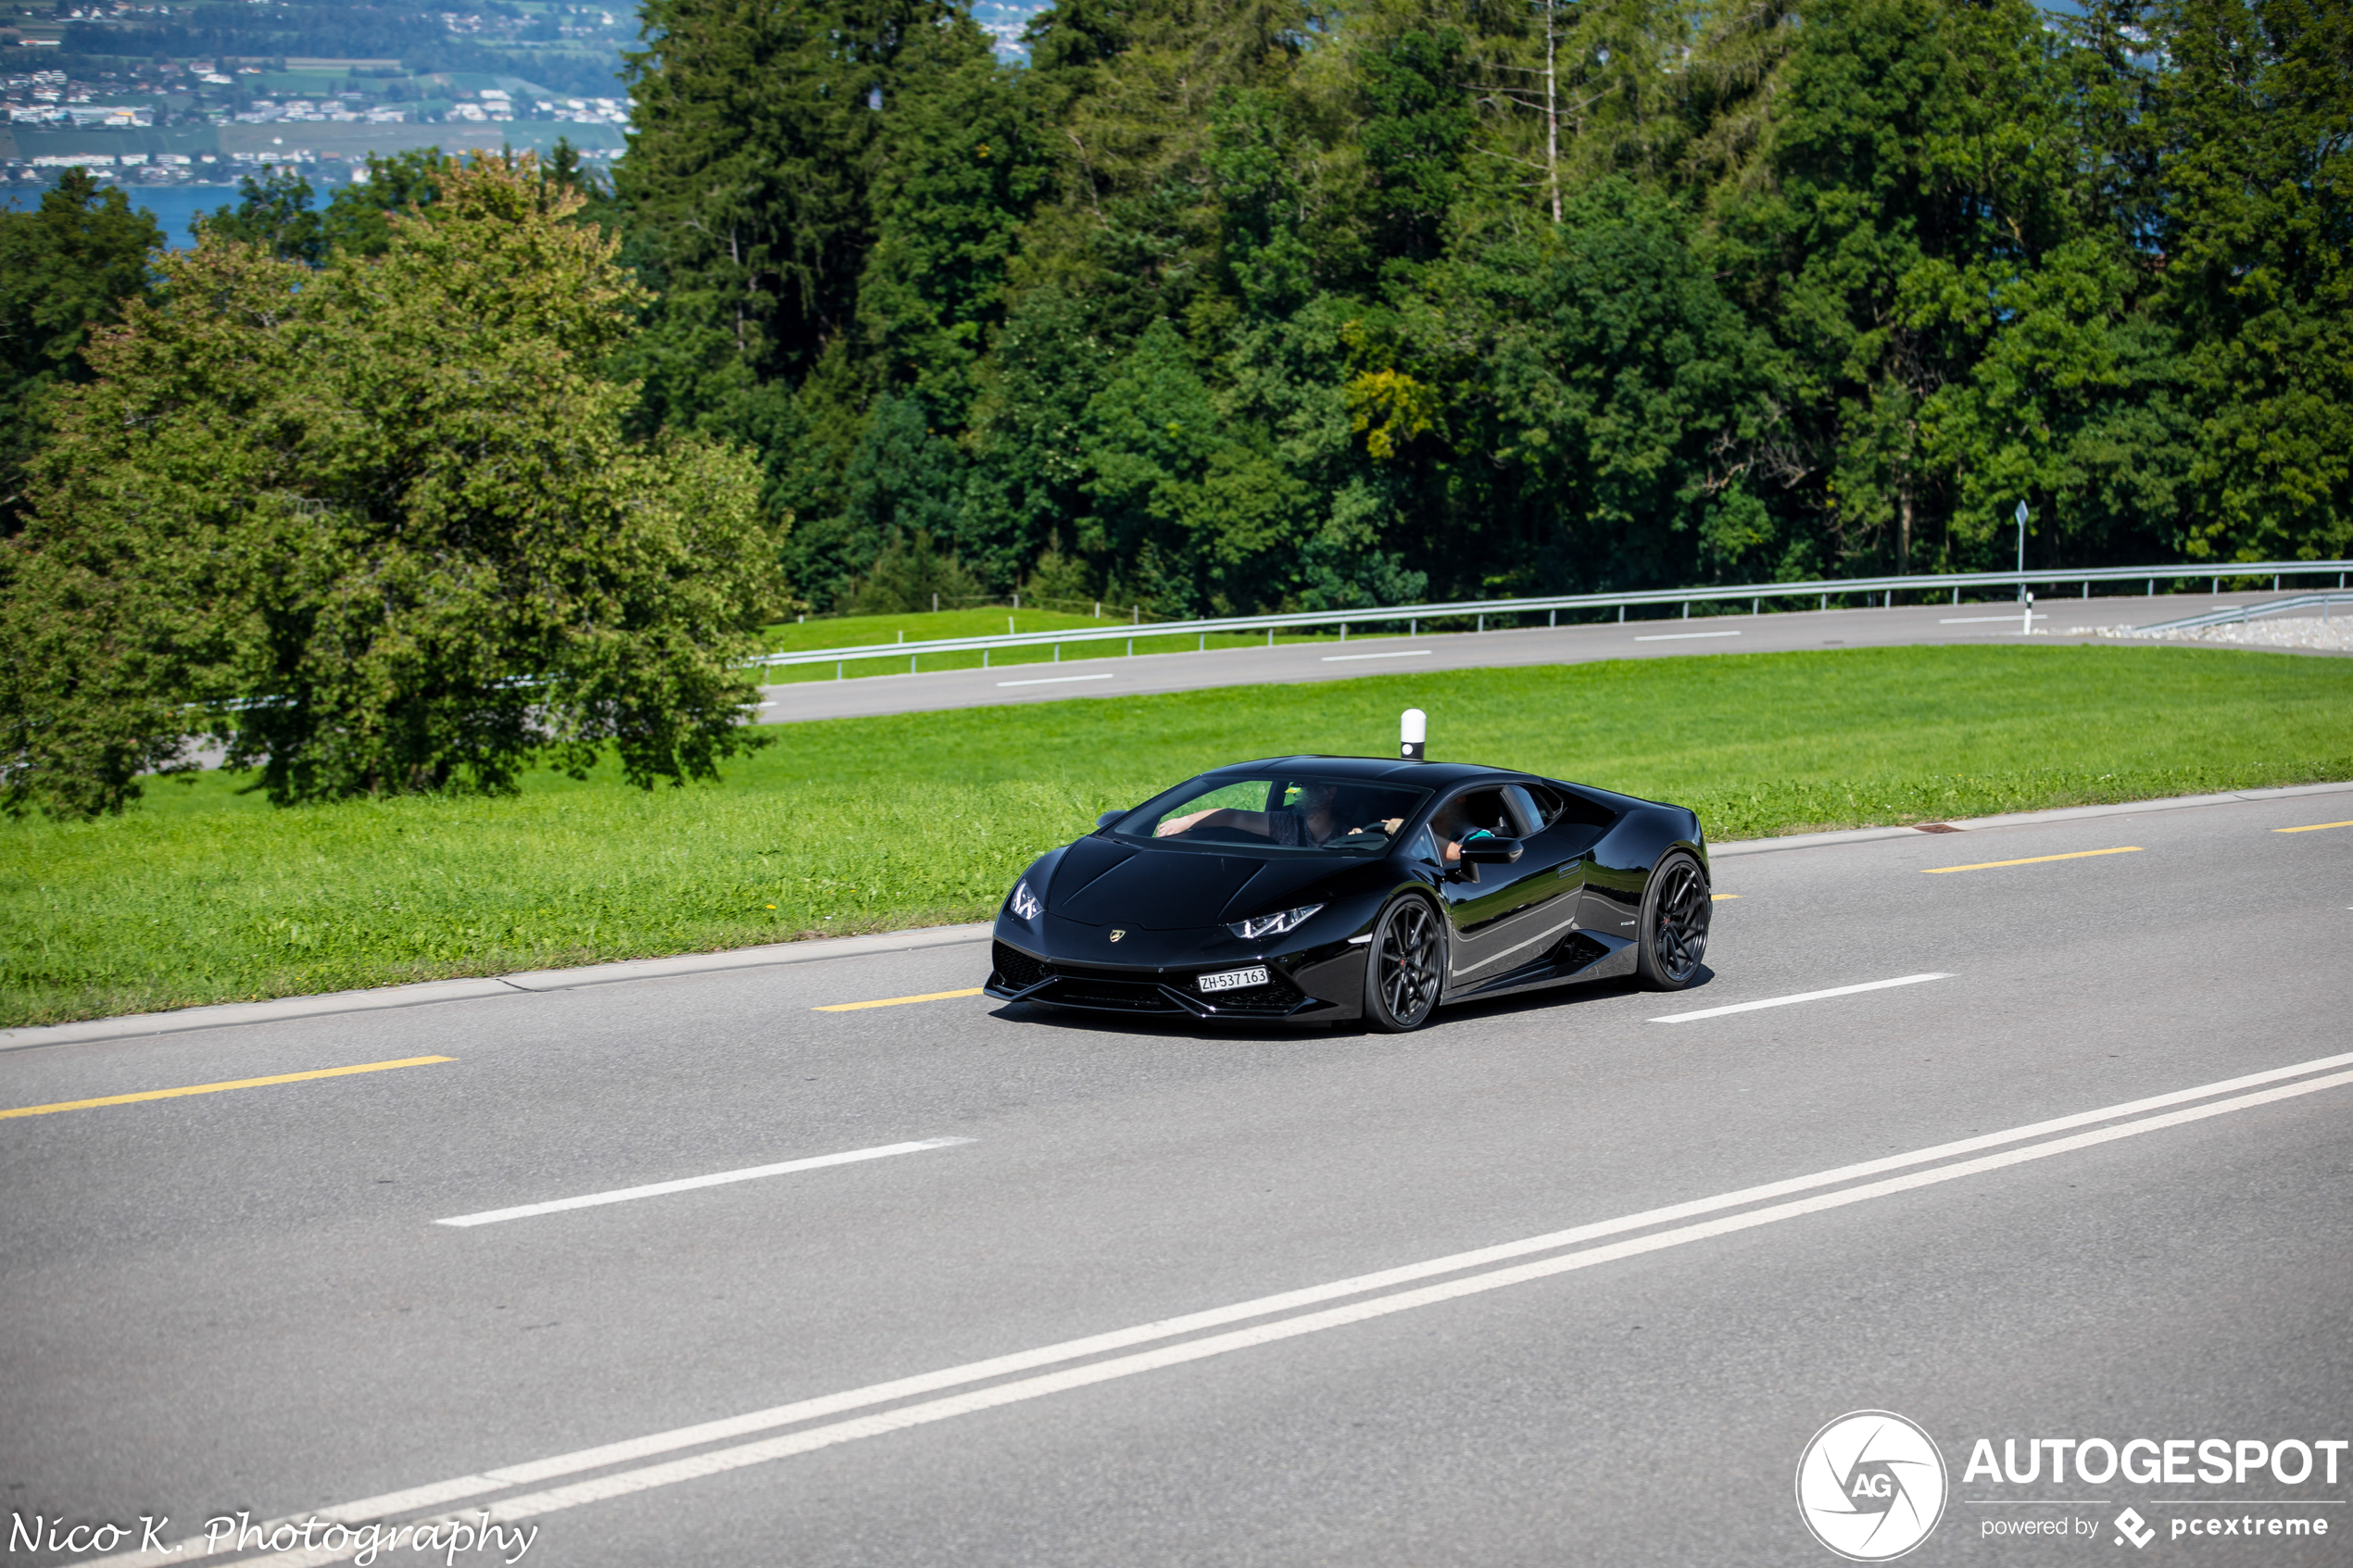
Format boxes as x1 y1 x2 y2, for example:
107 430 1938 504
1109 929 1126 942
1795 1410 1948 1562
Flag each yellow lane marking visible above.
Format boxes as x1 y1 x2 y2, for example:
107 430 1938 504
816 987 986 1013
1923 847 2143 874
0 1056 454 1121
2274 820 2353 834
1711 894 1741 901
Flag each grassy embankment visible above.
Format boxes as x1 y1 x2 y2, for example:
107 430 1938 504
6 643 2349 1026
754 606 1345 684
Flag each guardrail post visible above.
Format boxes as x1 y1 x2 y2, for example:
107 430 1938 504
1754 597 1760 615
1477 614 1484 633
1952 586 1959 604
1549 609 1556 627
1820 594 1828 610
1127 638 1134 656
1617 605 1625 622
1682 601 1691 619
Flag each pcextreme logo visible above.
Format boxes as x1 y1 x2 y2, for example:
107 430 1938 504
1797 1410 1951 1562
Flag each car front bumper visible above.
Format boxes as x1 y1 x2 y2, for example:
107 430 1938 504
984 929 1365 1022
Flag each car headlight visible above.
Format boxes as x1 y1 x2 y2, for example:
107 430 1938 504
1008 879 1042 922
1226 904 1322 942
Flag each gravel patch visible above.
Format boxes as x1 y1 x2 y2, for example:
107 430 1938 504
2084 615 2353 651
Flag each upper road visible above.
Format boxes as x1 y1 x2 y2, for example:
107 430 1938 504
754 590 2325 723
4 787 2348 1565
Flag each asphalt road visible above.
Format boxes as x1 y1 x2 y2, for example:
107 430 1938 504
753 590 2334 723
4 792 2349 1567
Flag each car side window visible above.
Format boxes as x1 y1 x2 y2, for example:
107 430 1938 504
1433 788 1511 842
1520 784 1569 826
1501 784 1546 837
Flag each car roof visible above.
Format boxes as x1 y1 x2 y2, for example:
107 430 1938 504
1218 755 1529 787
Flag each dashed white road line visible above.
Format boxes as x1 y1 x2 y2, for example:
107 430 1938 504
994 673 1114 687
1320 650 1433 662
136 1049 2353 1568
1650 972 1952 1023
1941 614 2048 623
434 1139 972 1228
1632 630 1742 642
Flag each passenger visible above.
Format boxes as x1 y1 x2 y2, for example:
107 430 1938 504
1428 796 1507 868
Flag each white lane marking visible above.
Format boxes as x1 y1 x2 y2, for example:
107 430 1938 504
994 673 1114 687
433 1140 972 1228
1941 614 2048 623
178 1057 2353 1567
1320 650 1433 662
1632 629 1742 641
1650 972 1951 1023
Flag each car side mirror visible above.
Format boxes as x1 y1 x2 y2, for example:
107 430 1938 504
1460 835 1523 864
1096 810 1124 830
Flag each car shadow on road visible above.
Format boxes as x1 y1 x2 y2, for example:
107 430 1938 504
1432 964 1718 1030
984 964 1718 1040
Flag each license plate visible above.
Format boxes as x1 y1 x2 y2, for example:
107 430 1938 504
1198 966 1270 993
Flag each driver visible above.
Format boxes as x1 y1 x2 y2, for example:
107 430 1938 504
1158 782 1396 847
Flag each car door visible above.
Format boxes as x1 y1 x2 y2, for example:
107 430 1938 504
1432 784 1581 996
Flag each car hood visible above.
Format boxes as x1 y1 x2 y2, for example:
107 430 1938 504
1048 838 1337 929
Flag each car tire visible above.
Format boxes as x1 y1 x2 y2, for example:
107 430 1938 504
1636 850 1711 990
1362 896 1445 1032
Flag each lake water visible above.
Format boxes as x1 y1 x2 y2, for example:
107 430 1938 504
125 184 234 246
2 181 362 248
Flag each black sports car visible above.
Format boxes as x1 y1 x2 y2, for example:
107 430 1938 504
985 755 1711 1031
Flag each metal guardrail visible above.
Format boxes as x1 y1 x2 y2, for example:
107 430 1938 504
2120 592 2353 635
749 560 2353 675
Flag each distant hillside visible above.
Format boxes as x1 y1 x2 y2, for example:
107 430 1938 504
57 0 632 98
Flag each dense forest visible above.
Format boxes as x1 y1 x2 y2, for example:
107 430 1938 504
604 0 2349 616
3 0 2349 816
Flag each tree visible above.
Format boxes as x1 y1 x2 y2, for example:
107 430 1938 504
2155 0 2353 563
1 156 783 818
620 0 963 392
321 146 450 256
0 170 161 531
197 165 329 264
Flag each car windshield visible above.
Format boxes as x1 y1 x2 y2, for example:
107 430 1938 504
1111 774 1433 854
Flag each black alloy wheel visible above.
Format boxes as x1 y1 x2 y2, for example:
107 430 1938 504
1636 850 1710 990
1363 896 1444 1032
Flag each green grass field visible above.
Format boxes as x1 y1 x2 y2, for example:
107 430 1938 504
6 643 2349 1027
755 605 1342 684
